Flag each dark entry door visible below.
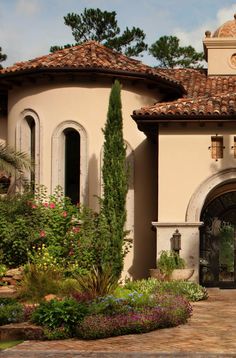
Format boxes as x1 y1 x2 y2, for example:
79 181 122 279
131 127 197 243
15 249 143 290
200 222 236 288
200 190 236 288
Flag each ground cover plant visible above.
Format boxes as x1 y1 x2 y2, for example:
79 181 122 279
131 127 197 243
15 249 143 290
124 278 208 302
30 291 192 340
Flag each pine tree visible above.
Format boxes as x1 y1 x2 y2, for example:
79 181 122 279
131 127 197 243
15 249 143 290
101 80 128 278
50 8 147 57
149 35 205 68
0 47 7 69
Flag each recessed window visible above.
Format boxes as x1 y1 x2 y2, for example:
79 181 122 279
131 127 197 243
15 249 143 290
210 136 224 160
64 128 80 205
25 116 35 184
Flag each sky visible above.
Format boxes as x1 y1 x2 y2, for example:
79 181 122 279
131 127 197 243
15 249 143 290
1 0 236 67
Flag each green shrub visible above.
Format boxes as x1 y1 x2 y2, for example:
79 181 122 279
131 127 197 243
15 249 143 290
124 278 208 302
157 250 185 277
43 327 71 340
0 298 23 325
0 192 41 267
124 278 159 295
0 264 7 278
18 263 62 302
155 281 208 302
76 265 118 297
31 298 88 335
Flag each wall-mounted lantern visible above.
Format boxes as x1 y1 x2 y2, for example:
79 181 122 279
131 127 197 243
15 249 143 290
171 229 181 254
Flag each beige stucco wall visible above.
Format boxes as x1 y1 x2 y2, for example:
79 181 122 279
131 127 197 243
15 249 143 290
7 77 159 279
157 123 236 281
204 38 236 75
158 124 236 222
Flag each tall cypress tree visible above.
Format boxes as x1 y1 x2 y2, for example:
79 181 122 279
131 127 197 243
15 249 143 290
101 79 128 278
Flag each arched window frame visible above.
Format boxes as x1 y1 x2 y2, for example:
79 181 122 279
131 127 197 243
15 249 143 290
16 109 41 184
51 120 88 205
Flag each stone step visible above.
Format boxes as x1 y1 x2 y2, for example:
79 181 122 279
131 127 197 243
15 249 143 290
0 322 43 340
0 285 17 298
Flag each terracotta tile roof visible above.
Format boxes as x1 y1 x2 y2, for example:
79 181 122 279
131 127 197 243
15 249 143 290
155 68 236 98
0 41 183 92
133 68 236 118
133 92 236 117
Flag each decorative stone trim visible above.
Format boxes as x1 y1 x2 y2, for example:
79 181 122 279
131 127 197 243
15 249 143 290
186 168 236 222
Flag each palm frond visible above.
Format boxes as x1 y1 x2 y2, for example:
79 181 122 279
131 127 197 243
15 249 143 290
0 143 32 176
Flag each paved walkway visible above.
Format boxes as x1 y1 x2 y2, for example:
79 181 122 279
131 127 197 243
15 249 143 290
2 288 236 357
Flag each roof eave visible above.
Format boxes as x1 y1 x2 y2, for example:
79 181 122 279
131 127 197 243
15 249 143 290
0 67 186 96
132 113 236 125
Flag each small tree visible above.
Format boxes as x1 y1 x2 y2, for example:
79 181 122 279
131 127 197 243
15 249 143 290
100 80 128 278
149 35 204 68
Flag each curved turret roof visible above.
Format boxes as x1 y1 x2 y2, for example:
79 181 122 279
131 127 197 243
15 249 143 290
213 14 236 37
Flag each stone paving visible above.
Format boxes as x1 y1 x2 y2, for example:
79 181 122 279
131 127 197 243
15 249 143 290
2 288 236 357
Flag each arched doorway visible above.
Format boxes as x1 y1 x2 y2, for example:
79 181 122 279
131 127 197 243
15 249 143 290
200 181 236 288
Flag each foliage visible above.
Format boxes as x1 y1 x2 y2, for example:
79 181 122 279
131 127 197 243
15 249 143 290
0 298 23 325
0 143 32 193
124 277 159 295
149 35 205 68
154 281 208 302
0 186 98 270
51 8 147 57
76 265 118 297
101 80 129 278
0 264 7 278
0 191 42 267
0 46 7 69
58 278 81 296
32 298 88 336
124 278 208 302
89 291 156 317
157 250 186 277
18 263 62 302
219 223 234 272
76 293 192 339
43 326 71 340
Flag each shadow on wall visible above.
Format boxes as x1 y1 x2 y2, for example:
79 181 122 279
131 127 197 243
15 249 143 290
129 138 157 279
87 154 99 211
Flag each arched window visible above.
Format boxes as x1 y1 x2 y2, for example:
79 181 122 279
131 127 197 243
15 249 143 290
16 109 40 185
51 121 88 205
25 116 35 183
64 128 80 204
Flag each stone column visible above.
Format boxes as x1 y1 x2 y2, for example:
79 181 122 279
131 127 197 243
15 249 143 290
152 222 203 283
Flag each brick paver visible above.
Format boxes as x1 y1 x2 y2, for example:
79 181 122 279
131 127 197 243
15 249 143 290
2 289 236 357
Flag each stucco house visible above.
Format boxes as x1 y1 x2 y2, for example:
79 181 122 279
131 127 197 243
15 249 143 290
1 15 236 287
